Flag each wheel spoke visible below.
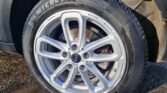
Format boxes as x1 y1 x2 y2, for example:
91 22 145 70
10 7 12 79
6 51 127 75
61 13 74 47
36 36 67 51
85 64 108 90
63 65 77 89
79 67 95 92
78 16 87 50
37 50 66 60
50 63 68 83
61 12 86 48
83 35 114 53
36 36 68 60
86 54 120 62
82 34 122 62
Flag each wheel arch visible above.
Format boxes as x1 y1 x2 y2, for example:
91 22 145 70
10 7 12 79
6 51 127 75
10 0 40 53
122 0 167 62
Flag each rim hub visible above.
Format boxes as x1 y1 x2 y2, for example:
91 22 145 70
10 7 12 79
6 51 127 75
71 54 81 63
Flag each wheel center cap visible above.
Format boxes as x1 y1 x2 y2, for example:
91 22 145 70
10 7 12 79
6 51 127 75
71 54 81 63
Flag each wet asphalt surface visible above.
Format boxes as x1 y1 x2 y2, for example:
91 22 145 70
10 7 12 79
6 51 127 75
0 52 167 93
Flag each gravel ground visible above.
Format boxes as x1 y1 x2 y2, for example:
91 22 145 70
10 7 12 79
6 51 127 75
0 52 47 93
0 52 167 93
138 63 167 93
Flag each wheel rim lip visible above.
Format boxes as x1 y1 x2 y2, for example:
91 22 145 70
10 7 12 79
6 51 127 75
33 9 127 93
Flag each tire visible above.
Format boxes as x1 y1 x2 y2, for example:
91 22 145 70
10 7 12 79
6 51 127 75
23 0 147 93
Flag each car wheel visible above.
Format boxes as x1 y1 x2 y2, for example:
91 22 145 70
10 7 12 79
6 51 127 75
23 0 147 93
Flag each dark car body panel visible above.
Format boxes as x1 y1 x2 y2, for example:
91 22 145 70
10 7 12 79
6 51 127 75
0 0 166 61
0 0 16 52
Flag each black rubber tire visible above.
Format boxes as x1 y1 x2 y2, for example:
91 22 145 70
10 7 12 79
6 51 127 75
22 0 147 93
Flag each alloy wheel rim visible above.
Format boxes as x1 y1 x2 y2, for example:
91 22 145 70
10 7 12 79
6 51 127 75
34 9 126 93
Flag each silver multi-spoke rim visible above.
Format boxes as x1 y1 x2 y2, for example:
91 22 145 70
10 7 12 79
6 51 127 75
34 9 126 93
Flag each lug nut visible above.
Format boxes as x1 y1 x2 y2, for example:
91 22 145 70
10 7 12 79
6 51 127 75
71 44 78 51
80 65 85 70
62 52 68 58
68 64 73 69
83 53 90 59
